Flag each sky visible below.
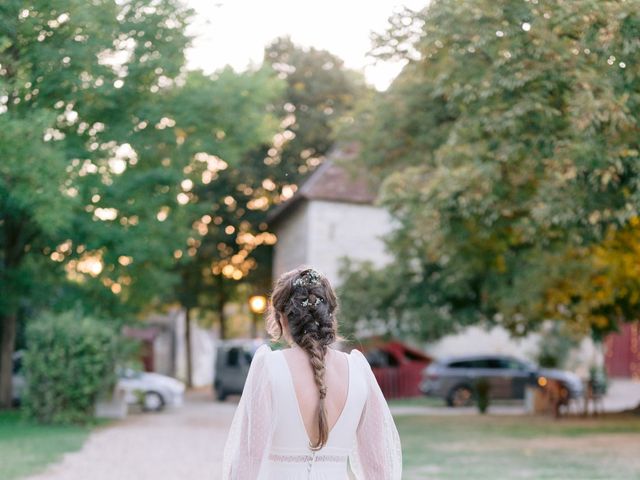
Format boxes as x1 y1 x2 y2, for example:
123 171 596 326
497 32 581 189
185 0 427 91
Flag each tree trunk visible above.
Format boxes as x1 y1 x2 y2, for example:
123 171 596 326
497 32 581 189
216 276 227 340
184 307 193 388
218 296 227 340
250 313 257 338
0 313 17 409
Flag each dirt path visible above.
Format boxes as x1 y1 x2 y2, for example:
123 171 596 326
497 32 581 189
24 389 236 480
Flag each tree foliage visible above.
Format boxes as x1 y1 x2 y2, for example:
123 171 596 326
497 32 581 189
341 0 640 341
1 0 194 316
0 0 282 404
167 67 284 338
264 36 369 182
167 37 370 338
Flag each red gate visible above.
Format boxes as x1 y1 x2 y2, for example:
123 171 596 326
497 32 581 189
604 322 640 379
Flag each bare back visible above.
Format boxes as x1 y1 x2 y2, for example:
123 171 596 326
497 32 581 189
281 346 349 446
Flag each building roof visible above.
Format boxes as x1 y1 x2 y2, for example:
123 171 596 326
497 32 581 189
267 143 378 226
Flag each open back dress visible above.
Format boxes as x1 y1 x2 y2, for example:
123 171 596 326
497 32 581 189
222 344 402 479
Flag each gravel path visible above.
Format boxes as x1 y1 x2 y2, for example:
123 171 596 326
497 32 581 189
24 389 236 480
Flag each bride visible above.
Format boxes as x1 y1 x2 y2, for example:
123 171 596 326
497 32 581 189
222 267 402 479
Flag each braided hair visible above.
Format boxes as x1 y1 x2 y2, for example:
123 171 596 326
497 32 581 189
267 266 339 450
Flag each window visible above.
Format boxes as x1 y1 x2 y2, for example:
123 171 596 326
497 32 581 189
448 360 473 369
227 347 240 367
365 349 398 368
121 368 142 379
487 358 508 369
449 359 492 369
505 359 527 371
404 350 426 362
12 357 22 375
469 359 493 369
244 351 253 365
487 358 527 370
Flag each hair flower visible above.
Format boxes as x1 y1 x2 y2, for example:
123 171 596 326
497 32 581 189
301 297 322 308
293 269 322 287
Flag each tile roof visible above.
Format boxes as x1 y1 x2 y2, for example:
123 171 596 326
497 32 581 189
267 143 379 226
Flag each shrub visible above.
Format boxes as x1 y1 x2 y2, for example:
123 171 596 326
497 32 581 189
474 377 490 414
23 311 119 424
536 321 579 368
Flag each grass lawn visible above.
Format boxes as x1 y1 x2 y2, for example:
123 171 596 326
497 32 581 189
397 412 640 480
0 410 98 480
389 396 446 408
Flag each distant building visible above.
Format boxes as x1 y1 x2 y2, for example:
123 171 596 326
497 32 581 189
268 144 604 378
268 143 394 285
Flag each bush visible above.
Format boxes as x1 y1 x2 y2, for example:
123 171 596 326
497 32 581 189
474 377 490 414
536 321 579 369
23 311 119 424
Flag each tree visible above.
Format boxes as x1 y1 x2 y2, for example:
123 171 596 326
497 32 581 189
165 68 283 384
167 38 369 347
160 38 369 382
263 36 369 182
0 0 196 407
340 0 640 341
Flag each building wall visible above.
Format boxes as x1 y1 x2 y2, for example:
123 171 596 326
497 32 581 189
172 307 217 387
152 329 174 377
306 200 395 286
272 202 310 281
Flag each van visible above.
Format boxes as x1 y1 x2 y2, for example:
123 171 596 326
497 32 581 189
213 339 267 401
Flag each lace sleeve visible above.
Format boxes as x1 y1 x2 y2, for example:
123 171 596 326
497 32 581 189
222 344 274 479
349 350 402 480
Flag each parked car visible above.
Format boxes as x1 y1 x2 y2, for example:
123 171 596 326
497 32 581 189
361 340 432 399
213 339 265 401
117 367 185 412
420 354 584 407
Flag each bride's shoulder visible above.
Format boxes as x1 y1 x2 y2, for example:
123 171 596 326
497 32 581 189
346 348 370 370
252 343 275 364
347 347 366 359
255 343 272 355
345 349 375 389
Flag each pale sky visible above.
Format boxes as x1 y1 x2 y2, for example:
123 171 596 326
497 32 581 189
185 0 427 91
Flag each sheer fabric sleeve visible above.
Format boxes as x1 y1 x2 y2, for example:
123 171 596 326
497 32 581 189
222 344 274 479
349 349 402 480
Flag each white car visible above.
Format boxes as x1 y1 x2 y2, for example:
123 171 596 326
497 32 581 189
117 368 185 412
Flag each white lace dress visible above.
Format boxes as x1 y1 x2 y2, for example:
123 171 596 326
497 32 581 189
222 344 402 479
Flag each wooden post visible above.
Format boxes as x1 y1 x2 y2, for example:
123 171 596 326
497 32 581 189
0 313 17 408
184 307 193 389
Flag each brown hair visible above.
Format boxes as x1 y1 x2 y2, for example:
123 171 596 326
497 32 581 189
267 266 339 450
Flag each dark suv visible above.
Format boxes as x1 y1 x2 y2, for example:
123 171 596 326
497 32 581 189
213 340 265 401
420 354 584 407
